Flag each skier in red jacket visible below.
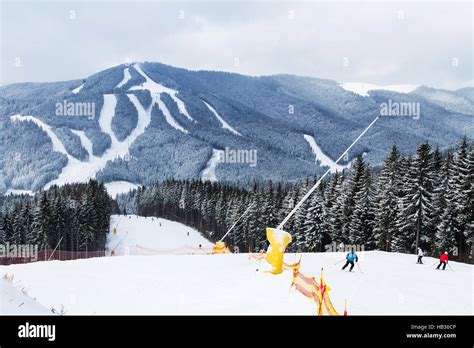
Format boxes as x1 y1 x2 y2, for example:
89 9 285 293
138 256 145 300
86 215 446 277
436 251 449 270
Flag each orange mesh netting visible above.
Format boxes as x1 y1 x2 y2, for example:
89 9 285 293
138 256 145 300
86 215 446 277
249 252 346 316
136 244 212 255
291 266 342 316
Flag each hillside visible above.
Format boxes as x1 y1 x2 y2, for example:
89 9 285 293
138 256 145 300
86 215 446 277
0 62 472 193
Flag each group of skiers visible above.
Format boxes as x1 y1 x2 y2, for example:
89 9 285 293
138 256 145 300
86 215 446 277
340 248 451 272
416 247 450 270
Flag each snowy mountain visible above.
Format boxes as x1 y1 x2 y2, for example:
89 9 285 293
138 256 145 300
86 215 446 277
0 62 472 193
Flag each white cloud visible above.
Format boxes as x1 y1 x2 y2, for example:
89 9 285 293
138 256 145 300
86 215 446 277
1 1 471 90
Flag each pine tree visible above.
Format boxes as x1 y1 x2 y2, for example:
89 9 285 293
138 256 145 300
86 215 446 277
434 151 456 253
437 138 473 260
327 171 346 244
279 185 299 234
11 204 24 245
229 196 248 251
246 185 264 251
21 201 33 244
397 143 435 253
31 192 52 251
373 145 401 251
261 181 278 229
303 190 328 251
348 166 375 248
0 213 6 244
294 178 313 251
340 156 366 243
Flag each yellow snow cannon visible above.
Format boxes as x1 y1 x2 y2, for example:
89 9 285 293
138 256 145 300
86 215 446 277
212 241 230 254
265 227 292 274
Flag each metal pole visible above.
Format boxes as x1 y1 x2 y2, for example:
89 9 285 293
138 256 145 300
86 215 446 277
277 116 380 230
219 202 255 242
48 237 64 261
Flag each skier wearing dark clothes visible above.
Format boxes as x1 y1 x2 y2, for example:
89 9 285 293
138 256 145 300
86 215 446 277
342 250 358 272
436 251 449 270
417 247 424 264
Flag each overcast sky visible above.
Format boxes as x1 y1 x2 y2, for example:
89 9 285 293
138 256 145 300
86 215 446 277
1 0 472 89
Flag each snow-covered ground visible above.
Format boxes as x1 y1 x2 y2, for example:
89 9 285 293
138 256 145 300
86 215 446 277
106 215 213 255
0 278 52 315
303 134 351 173
116 67 131 88
202 100 241 136
104 181 139 198
340 82 418 97
201 149 224 182
1 215 472 315
71 83 84 94
131 63 193 131
5 189 33 196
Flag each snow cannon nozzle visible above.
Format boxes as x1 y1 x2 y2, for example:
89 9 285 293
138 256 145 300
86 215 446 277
212 241 230 254
265 227 292 275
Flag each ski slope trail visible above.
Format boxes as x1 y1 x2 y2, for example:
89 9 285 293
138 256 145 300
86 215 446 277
2 216 471 315
10 91 150 190
116 67 131 88
131 63 193 132
201 149 223 182
303 134 351 173
1 248 471 314
106 215 214 255
202 100 241 136
72 83 84 94
71 129 95 160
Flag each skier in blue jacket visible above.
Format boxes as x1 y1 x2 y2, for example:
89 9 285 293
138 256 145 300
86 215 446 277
342 249 358 272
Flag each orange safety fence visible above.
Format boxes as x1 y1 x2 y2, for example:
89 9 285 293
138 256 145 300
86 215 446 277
249 252 346 316
249 252 266 261
135 243 212 255
283 256 302 271
249 252 301 271
291 266 343 316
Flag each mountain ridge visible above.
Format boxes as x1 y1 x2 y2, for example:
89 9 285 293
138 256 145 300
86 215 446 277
0 61 472 193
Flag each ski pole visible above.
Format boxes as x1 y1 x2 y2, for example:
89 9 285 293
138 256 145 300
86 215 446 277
334 259 345 265
447 263 454 272
356 262 363 274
